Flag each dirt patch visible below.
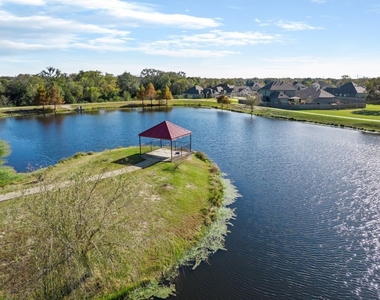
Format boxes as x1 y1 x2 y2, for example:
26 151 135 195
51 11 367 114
161 183 174 190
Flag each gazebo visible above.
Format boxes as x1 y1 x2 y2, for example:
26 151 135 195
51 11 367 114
138 120 192 161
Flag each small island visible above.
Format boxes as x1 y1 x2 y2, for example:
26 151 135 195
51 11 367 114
0 146 237 299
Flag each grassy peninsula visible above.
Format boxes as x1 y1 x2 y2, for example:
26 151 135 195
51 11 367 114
0 147 236 299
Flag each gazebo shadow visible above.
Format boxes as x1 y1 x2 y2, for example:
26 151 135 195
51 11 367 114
141 147 191 162
112 154 144 166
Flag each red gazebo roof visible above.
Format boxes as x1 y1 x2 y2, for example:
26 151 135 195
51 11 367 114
138 121 192 141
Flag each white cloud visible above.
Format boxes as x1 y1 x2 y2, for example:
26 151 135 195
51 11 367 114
2 0 220 29
0 10 130 36
137 30 280 58
42 0 221 29
167 30 280 47
276 20 324 31
311 0 326 3
142 47 237 58
0 10 132 54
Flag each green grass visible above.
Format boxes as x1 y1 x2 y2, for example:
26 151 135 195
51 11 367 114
0 148 225 299
0 147 144 194
252 105 380 132
299 104 380 120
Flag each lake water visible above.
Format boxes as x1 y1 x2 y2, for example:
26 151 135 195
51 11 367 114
1 107 380 299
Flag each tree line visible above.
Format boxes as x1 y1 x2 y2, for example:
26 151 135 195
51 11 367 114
1 67 379 106
0 67 244 107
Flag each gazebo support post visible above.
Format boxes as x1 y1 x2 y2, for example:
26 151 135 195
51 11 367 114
138 120 192 161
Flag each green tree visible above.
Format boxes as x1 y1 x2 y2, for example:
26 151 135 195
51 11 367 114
0 79 10 106
39 67 62 90
341 75 351 85
61 76 83 104
6 75 42 106
137 84 146 105
117 72 140 98
144 82 157 106
365 77 380 104
122 90 132 101
170 77 189 96
100 73 119 101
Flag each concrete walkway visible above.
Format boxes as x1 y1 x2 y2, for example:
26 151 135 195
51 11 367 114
0 157 159 203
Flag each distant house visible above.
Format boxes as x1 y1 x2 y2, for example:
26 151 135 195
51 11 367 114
311 80 331 90
296 87 336 104
258 81 296 103
203 88 215 98
259 81 365 109
212 83 235 96
183 85 204 99
293 82 307 90
246 81 263 91
231 86 254 97
325 82 367 102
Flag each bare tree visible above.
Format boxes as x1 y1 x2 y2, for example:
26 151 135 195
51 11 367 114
245 92 261 112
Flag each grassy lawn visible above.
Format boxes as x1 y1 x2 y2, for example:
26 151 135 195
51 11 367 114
298 104 380 121
252 105 380 132
0 147 144 194
0 149 223 299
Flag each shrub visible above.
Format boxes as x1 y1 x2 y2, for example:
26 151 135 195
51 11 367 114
195 151 208 162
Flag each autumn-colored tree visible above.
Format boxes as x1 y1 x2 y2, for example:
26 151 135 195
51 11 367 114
161 85 173 106
217 94 231 108
137 84 146 105
48 82 64 112
34 85 49 111
144 82 156 106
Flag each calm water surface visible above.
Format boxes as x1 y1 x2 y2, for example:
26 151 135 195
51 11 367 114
1 107 380 299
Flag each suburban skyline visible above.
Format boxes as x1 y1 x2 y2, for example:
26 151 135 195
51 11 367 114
1 0 379 79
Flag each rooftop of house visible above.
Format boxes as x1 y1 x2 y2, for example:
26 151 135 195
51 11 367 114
183 85 204 95
296 87 335 100
260 81 295 92
325 82 366 95
271 91 290 100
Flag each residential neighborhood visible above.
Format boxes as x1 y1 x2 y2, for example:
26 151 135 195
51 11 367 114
183 80 367 110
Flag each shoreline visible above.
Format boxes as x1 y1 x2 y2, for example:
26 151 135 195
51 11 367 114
0 148 239 299
1 100 380 133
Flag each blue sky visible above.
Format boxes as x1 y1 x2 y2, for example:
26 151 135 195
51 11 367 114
0 0 379 78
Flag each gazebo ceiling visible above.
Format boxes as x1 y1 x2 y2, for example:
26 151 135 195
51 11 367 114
138 120 192 141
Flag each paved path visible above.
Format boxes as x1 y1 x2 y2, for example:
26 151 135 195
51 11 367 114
0 157 158 203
